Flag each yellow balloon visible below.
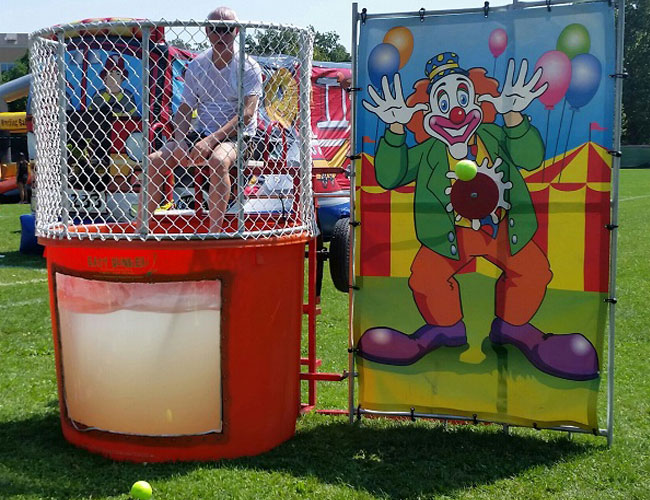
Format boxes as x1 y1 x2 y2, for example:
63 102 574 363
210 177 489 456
383 26 414 69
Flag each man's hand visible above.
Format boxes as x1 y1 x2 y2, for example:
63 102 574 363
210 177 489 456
478 59 548 115
162 138 190 165
362 73 428 126
190 136 215 164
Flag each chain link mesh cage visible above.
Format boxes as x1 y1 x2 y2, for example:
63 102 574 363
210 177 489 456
29 19 316 241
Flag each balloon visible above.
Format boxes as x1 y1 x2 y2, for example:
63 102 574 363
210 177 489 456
367 43 400 88
565 53 602 109
534 50 572 110
383 26 414 69
557 24 590 60
488 28 508 58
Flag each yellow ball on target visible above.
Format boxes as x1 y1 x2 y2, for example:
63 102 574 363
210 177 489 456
455 160 478 181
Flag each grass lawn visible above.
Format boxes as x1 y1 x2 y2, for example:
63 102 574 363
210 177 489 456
1 169 649 499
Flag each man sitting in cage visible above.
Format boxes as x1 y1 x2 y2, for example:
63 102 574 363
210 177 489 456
142 6 263 232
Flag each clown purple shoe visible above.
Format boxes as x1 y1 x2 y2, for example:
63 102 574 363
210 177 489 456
489 318 599 380
357 321 467 366
358 318 599 381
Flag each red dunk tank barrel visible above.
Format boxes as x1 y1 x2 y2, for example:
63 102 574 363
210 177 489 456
31 18 317 462
43 235 308 462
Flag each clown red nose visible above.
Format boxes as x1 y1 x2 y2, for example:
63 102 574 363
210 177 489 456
450 107 466 125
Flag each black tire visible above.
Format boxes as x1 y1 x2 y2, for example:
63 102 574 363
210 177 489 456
329 217 351 293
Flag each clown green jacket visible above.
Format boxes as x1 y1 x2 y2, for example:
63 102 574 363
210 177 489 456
374 116 545 260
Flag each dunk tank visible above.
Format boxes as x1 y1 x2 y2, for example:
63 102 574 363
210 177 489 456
29 19 316 461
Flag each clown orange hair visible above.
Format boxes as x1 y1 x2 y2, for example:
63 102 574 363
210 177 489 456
405 68 500 144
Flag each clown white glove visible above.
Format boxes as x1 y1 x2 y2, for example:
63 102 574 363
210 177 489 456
478 59 548 115
362 73 428 126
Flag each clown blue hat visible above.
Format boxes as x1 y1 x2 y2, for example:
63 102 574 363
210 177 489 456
425 52 468 89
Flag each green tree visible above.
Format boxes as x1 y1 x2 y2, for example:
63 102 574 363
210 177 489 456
246 26 350 62
622 1 650 144
312 29 350 63
167 37 208 52
246 29 301 57
0 52 30 112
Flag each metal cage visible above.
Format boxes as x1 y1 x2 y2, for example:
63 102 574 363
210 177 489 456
30 19 316 241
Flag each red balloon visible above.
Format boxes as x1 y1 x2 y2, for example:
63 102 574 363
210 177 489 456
534 50 572 110
489 29 508 58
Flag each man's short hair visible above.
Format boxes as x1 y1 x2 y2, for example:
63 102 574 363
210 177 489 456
207 6 238 21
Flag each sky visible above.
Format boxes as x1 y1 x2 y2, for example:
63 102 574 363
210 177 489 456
1 0 511 51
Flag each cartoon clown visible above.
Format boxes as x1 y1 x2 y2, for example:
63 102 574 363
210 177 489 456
359 53 599 381
90 54 138 117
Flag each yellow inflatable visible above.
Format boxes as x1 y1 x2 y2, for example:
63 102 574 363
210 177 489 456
264 68 299 129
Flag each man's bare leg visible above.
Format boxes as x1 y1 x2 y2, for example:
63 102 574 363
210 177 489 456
137 141 187 231
207 142 237 233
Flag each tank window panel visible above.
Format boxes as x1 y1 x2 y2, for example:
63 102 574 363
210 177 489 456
55 273 223 436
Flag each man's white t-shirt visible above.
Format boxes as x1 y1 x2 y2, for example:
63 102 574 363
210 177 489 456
181 48 263 137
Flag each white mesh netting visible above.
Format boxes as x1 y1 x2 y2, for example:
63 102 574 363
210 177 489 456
30 19 316 240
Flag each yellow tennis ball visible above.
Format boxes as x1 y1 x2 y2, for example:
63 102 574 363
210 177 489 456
455 159 478 181
130 481 152 500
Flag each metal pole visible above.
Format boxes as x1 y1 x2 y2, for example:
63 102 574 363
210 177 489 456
360 0 606 20
236 26 246 235
298 29 314 234
139 26 151 236
607 0 626 449
358 408 608 436
56 31 70 233
348 2 360 425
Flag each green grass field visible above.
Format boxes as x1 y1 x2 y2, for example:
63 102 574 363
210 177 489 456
1 169 649 499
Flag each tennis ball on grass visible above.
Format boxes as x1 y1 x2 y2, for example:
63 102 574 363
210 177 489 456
130 481 152 500
455 159 478 181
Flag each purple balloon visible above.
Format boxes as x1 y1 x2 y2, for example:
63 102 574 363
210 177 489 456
367 43 400 88
489 29 508 58
566 53 602 110
534 50 572 110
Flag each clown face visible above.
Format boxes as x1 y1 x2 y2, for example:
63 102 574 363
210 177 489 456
423 74 483 160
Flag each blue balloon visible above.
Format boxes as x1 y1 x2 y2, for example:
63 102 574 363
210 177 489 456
367 43 400 88
565 53 602 110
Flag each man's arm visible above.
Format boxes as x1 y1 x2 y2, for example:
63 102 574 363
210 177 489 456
211 94 259 143
190 95 259 163
173 103 194 144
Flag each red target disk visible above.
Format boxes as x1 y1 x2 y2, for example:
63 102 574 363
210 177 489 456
450 173 499 220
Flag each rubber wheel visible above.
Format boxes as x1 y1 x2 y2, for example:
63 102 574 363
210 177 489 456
329 217 350 293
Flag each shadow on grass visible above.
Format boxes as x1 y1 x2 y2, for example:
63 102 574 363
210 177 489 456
236 417 598 498
0 413 201 499
0 250 45 270
0 411 598 499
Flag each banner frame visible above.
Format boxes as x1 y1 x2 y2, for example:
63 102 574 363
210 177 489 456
606 0 626 448
348 2 361 425
360 0 614 21
349 0 625 444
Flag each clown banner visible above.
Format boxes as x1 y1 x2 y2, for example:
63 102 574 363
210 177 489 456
352 1 620 433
